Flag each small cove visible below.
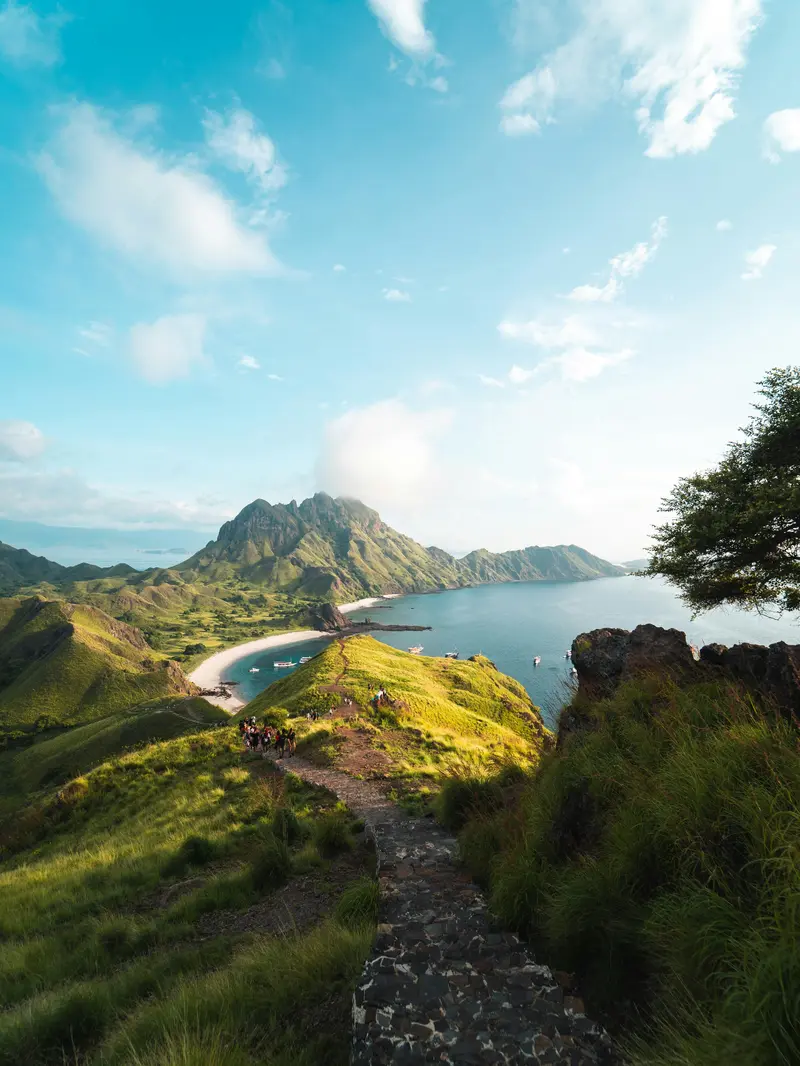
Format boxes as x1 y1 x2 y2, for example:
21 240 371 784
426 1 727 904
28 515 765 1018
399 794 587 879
226 576 800 727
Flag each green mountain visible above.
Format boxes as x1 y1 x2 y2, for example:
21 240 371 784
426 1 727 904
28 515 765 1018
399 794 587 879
0 596 197 729
178 493 622 598
0 540 136 596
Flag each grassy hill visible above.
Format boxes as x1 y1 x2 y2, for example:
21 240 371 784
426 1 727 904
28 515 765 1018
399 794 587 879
0 540 136 595
444 675 800 1066
243 635 551 804
0 725 375 1066
0 597 198 729
3 696 228 795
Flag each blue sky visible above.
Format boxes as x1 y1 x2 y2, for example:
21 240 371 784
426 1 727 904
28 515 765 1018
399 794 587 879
1 0 800 559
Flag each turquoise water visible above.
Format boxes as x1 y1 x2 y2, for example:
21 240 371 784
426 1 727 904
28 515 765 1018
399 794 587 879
227 577 800 726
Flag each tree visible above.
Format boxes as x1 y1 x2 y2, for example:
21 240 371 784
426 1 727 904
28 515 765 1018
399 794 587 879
647 368 800 615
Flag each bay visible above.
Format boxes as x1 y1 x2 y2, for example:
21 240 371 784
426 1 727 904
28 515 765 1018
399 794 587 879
227 577 800 727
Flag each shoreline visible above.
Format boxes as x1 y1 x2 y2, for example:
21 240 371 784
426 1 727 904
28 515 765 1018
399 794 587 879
188 595 401 713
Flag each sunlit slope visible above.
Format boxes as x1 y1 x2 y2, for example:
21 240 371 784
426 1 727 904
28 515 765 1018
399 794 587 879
245 635 551 782
0 597 196 728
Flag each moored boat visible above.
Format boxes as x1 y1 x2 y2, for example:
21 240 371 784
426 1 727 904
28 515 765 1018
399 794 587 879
274 660 296 669
533 656 541 666
408 645 424 655
299 656 312 664
249 667 260 673
444 651 459 659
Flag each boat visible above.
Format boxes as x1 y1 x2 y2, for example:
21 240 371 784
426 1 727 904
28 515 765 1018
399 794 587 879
274 660 297 669
565 650 572 659
249 667 260 673
444 651 459 659
571 666 578 677
299 656 312 664
533 656 541 666
408 645 424 655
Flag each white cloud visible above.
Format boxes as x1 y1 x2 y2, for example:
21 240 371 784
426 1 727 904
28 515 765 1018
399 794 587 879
79 321 112 347
333 263 346 272
509 364 534 384
763 108 800 163
38 102 277 279
499 0 763 157
499 308 637 382
429 75 449 93
741 243 776 281
0 419 45 461
316 398 452 508
203 108 288 194
367 0 434 58
261 58 286 80
478 375 505 388
129 314 207 384
382 287 411 302
716 218 733 231
568 217 667 302
0 0 66 67
238 354 260 370
499 113 541 136
267 373 284 381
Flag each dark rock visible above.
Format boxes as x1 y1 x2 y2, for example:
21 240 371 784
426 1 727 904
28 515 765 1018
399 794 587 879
571 624 697 700
699 643 727 665
718 641 800 723
310 602 350 632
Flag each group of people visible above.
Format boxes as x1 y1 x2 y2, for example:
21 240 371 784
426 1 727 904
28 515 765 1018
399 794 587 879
238 716 296 759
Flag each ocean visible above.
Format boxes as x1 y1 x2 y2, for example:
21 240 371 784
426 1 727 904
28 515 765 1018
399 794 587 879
224 576 800 727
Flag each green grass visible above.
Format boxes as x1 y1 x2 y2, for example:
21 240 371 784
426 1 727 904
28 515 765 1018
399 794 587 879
0 726 375 1065
449 677 800 1066
243 636 550 795
3 696 228 793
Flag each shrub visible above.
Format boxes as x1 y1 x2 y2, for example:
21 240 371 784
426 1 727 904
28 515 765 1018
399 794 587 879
250 832 291 892
434 772 505 831
313 811 353 858
272 806 301 845
335 879 379 929
260 707 288 729
164 835 217 875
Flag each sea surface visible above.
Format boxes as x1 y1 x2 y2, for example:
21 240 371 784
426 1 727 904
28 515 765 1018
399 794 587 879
226 577 800 727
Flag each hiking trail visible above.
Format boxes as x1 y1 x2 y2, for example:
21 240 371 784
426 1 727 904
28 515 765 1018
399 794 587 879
264 748 615 1065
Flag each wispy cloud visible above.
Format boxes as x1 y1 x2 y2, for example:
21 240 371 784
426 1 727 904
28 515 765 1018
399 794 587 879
716 218 733 231
38 102 278 280
79 321 113 347
333 263 346 272
763 108 800 163
382 287 411 302
0 0 67 67
498 0 763 156
267 373 284 381
568 217 667 302
129 313 207 384
508 365 534 384
238 354 260 370
478 374 505 388
367 0 434 58
0 419 45 461
741 243 776 281
203 107 287 195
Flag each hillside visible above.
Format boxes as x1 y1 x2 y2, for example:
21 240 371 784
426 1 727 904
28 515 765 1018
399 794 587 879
0 726 375 1066
0 540 136 595
0 596 197 729
243 635 551 800
179 492 622 598
447 628 800 1066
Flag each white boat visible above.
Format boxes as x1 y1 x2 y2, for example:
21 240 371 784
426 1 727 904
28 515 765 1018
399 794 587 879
408 645 424 655
299 656 312 664
249 667 260 673
565 650 572 659
533 656 541 666
444 651 459 659
274 660 296 669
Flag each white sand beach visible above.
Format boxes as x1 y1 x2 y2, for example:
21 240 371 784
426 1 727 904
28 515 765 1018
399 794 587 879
189 595 400 712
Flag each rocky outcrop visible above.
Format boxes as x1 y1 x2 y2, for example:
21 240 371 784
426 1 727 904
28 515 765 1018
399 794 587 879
566 624 800 733
310 602 350 632
701 640 800 722
571 624 696 700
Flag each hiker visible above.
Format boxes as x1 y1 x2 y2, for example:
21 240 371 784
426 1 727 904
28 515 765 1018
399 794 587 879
275 730 285 759
286 728 296 757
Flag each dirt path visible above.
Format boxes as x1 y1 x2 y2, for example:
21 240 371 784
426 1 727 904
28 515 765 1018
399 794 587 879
265 752 615 1066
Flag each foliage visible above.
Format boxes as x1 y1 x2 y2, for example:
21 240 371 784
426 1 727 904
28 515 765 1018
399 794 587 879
456 676 800 1066
335 879 380 929
0 726 375 1064
313 809 353 858
648 367 800 613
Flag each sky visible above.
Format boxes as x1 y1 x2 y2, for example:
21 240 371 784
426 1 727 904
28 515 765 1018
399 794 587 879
1 0 800 561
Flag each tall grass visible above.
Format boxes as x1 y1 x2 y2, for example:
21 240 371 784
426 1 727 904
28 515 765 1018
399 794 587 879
447 678 800 1066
